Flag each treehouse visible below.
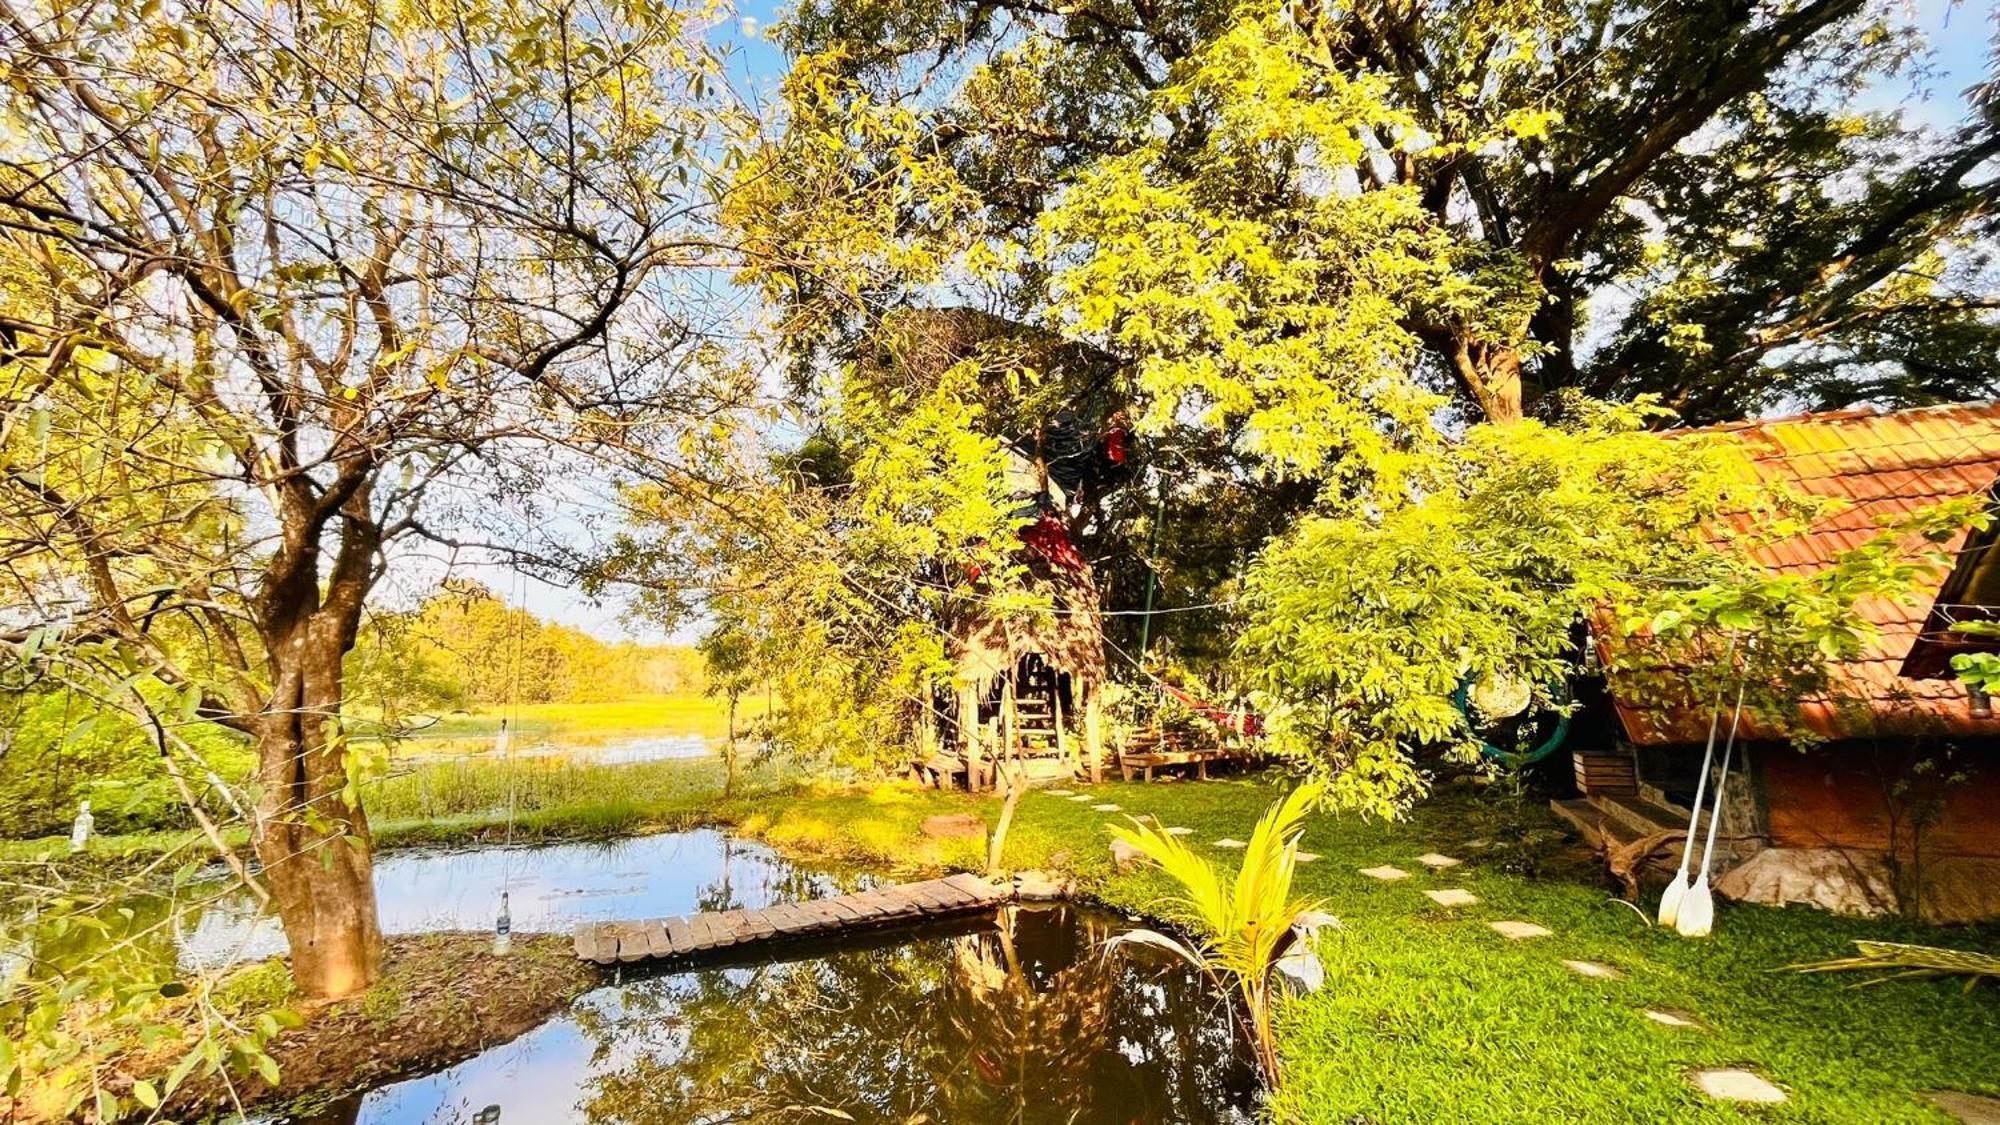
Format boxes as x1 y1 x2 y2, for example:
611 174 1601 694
864 308 1130 788
1560 402 2000 922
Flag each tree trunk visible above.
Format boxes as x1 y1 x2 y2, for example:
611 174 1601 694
724 694 738 798
252 592 383 998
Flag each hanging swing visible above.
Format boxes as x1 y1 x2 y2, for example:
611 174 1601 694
1450 670 1572 767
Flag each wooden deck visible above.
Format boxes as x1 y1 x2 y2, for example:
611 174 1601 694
571 872 1011 966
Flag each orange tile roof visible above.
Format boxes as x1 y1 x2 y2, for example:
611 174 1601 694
1615 401 2000 745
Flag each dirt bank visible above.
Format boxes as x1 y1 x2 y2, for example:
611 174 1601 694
163 933 602 1122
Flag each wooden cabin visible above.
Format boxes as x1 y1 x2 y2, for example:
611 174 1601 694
1560 402 2000 921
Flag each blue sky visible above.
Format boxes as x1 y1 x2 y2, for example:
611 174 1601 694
483 0 1996 642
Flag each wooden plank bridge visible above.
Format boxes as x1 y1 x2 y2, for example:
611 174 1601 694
571 872 1011 966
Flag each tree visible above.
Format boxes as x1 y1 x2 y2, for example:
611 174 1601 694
765 0 1996 427
0 0 750 996
728 0 1997 809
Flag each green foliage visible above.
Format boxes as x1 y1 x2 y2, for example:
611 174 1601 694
1107 783 1326 1078
0 687 254 838
1236 405 1747 814
610 355 1031 772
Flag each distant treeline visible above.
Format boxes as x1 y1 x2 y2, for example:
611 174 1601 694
349 580 703 713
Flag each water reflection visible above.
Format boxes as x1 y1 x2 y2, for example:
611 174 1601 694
283 905 1257 1125
5 832 855 977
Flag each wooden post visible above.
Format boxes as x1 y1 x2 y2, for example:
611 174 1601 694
1052 681 1069 772
960 682 982 791
1002 673 1017 771
917 677 937 761
1084 685 1104 784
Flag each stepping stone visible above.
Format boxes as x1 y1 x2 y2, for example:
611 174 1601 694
1691 1069 1786 1105
1562 959 1623 980
1164 826 1194 836
1644 1009 1702 1029
1466 838 1491 849
1926 1091 2000 1125
1213 838 1248 849
1068 795 1093 802
1047 789 1074 797
1488 920 1551 940
1415 853 1463 869
1424 888 1479 908
1359 865 1410 881
1294 851 1321 863
1092 803 1122 812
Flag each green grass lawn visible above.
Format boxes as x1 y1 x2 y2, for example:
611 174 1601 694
709 773 2000 1125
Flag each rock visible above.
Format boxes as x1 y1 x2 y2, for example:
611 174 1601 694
1561 959 1623 980
1213 838 1248 849
1424 889 1478 907
1926 1091 2000 1125
1415 852 1463 869
1294 851 1321 863
1359 865 1409 881
1092 803 1122 812
1691 1069 1786 1104
1110 838 1147 873
1644 1009 1702 1029
1714 847 1894 917
921 813 986 839
1488 920 1551 940
1013 870 1070 901
1164 826 1194 836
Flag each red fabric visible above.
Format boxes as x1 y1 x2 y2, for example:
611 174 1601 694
1105 426 1127 465
1163 683 1263 737
1020 513 1088 572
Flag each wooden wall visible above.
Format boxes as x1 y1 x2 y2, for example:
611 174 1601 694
1758 746 2000 858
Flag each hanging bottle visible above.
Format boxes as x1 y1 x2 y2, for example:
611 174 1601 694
493 891 512 955
69 799 93 853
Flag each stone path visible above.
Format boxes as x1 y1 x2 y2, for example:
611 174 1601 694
1306 838 1888 1115
1092 803 1122 812
1927 1091 2000 1125
1213 838 1247 849
1294 851 1321 863
1691 1069 1787 1105
573 873 1008 965
1164 826 1194 836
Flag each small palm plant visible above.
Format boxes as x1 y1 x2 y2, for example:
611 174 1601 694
1104 783 1327 1079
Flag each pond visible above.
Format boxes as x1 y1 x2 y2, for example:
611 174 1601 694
16 831 1259 1123
179 829 834 967
271 900 1257 1124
